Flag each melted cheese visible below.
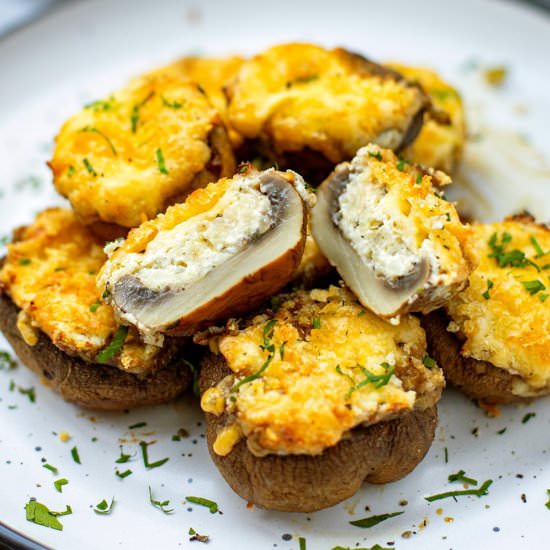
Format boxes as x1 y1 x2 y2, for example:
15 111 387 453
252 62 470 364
336 145 476 289
0 209 162 374
227 43 426 163
50 69 235 228
446 219 550 394
388 64 466 173
202 286 444 456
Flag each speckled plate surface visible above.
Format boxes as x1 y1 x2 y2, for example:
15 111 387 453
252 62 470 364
1 0 550 548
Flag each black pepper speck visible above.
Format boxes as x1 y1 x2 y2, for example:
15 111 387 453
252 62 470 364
281 534 292 541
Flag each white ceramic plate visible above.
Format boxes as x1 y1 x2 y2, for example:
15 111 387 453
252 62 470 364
1 0 550 548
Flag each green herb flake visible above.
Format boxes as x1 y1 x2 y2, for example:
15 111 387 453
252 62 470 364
149 486 173 514
546 489 550 510
102 289 111 300
497 427 507 435
339 362 395 401
368 150 383 161
161 96 183 109
188 528 209 543
312 316 321 329
349 510 404 528
299 537 306 550
522 412 536 424
423 355 436 369
25 499 68 531
448 469 478 485
84 98 114 112
279 342 286 361
444 447 449 463
97 325 129 364
115 469 132 479
18 258 31 266
18 386 36 403
270 296 281 312
128 421 147 430
115 446 134 464
67 165 75 178
488 232 536 270
80 126 117 156
357 310 366 317
530 236 546 258
540 293 549 303
94 497 115 515
70 446 81 465
425 479 493 502
89 300 102 313
54 478 69 493
130 91 154 133
83 158 97 177
482 279 494 300
293 74 319 84
232 320 277 391
415 173 423 185
396 159 408 171
139 440 169 469
156 148 169 175
522 279 546 296
185 495 219 514
42 463 58 474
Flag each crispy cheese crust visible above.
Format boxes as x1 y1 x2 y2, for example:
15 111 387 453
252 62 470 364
388 64 466 173
50 69 235 228
445 216 550 395
226 43 427 164
200 286 443 457
0 209 167 374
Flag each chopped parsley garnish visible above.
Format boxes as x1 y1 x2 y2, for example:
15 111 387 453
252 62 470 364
415 173 423 185
54 478 68 493
357 310 366 317
448 470 478 485
539 293 549 303
312 316 321 329
161 96 183 109
94 497 115 515
444 447 449 463
185 496 219 514
396 159 408 171
497 427 507 435
546 490 550 510
182 359 200 396
80 126 117 156
299 537 306 550
115 469 132 479
530 236 546 258
368 150 382 161
42 463 58 474
102 289 111 300
337 362 395 401
97 326 129 364
522 412 536 423
89 300 102 313
232 320 276 391
349 510 404 528
423 355 436 369
18 258 31 266
139 440 169 469
293 74 319 84
0 350 16 370
425 479 493 502
85 98 114 112
149 486 173 514
156 147 169 175
279 342 286 361
270 296 281 312
83 158 97 177
67 165 75 178
25 499 72 530
131 91 154 133
482 279 494 300
128 421 147 430
70 446 81 464
488 232 535 269
115 446 134 463
18 386 35 403
521 279 546 296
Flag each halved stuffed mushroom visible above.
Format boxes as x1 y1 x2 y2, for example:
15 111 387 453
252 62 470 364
98 168 311 340
311 144 477 320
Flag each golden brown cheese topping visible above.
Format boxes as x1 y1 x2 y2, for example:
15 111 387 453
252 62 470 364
388 64 465 173
446 217 550 394
201 286 444 457
227 43 427 163
50 69 235 228
0 209 164 374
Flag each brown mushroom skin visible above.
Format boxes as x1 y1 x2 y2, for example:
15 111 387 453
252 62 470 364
200 352 438 513
422 310 530 404
0 291 192 410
